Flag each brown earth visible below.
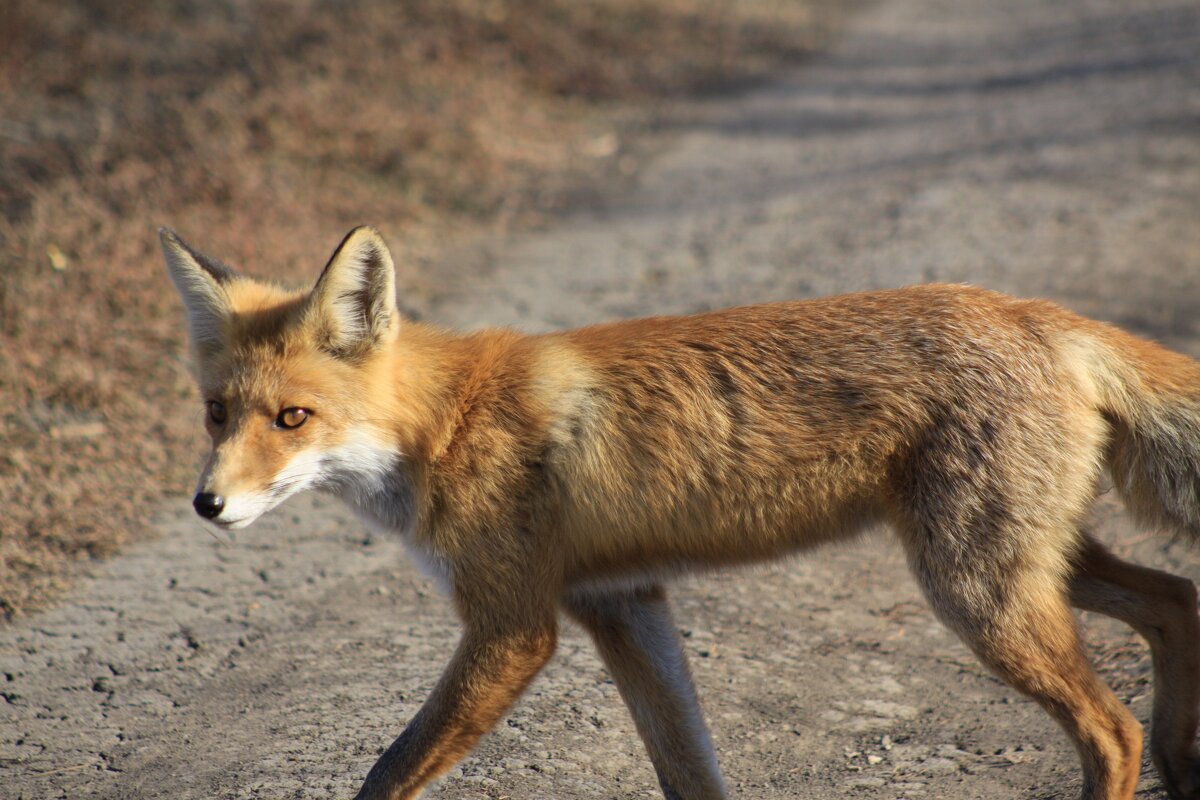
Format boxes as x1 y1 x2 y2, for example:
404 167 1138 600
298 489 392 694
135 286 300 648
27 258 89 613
3 0 1200 798
0 0 841 618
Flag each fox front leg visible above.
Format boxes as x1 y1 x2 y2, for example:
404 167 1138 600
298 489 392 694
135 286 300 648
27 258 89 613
354 623 558 800
565 585 728 800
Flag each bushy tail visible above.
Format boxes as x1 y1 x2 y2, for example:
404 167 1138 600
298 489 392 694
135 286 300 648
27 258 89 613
1082 323 1200 538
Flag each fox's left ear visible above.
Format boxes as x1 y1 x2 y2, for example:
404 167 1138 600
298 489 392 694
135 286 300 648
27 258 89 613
308 226 398 357
159 227 238 353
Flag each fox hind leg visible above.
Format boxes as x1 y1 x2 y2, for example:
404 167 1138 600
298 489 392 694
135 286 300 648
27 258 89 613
564 584 728 800
1069 533 1200 800
901 522 1143 800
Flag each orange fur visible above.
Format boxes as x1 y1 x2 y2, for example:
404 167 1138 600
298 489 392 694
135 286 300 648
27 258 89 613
162 226 1200 800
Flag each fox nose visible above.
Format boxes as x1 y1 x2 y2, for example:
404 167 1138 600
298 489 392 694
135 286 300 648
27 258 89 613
193 492 225 519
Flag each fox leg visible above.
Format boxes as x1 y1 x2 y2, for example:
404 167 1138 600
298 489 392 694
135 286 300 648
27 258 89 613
563 584 727 800
354 621 557 800
1068 533 1200 800
902 529 1143 800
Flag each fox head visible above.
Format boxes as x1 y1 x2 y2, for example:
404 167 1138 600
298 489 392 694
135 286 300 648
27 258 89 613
161 226 409 529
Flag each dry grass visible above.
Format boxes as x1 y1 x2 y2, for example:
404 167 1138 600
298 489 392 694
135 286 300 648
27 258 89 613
0 0 839 618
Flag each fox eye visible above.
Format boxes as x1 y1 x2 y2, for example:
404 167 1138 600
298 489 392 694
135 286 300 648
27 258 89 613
206 401 227 425
275 407 310 429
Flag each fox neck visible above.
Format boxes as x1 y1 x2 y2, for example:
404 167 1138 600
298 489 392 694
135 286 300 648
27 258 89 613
342 322 506 513
380 323 491 463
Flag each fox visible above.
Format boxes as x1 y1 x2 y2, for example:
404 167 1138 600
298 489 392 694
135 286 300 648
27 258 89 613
160 224 1200 800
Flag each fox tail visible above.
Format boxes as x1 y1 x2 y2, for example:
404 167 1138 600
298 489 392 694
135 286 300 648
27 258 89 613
1081 321 1200 537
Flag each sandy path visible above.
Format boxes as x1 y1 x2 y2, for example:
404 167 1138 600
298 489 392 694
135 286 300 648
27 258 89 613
4 0 1199 797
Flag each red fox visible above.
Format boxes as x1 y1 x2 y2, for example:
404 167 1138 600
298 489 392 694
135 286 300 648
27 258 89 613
161 225 1200 800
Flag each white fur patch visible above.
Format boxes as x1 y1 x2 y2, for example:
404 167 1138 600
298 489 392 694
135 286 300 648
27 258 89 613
206 427 451 589
209 448 325 529
213 490 278 529
317 430 452 591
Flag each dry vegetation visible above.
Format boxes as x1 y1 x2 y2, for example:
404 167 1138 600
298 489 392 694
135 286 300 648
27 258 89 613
0 0 838 618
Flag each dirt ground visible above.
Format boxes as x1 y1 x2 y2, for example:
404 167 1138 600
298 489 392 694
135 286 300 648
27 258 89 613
4 0 1200 798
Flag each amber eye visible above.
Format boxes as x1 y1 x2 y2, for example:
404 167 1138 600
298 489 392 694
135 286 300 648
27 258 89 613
275 407 310 429
206 401 227 425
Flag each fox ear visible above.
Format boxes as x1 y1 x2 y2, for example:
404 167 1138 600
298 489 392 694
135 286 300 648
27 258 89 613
308 226 398 357
159 227 237 352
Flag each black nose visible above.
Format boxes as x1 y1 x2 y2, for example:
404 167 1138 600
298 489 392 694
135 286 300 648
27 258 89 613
193 492 225 519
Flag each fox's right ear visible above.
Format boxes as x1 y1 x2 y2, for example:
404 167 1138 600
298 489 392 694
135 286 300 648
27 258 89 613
159 228 237 352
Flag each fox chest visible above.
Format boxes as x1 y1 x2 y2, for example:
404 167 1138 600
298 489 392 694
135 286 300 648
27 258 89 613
335 473 454 593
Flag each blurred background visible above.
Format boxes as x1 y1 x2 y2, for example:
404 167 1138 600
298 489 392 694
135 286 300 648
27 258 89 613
0 0 844 617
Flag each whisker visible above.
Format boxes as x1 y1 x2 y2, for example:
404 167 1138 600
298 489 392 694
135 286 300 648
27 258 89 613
194 520 231 547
